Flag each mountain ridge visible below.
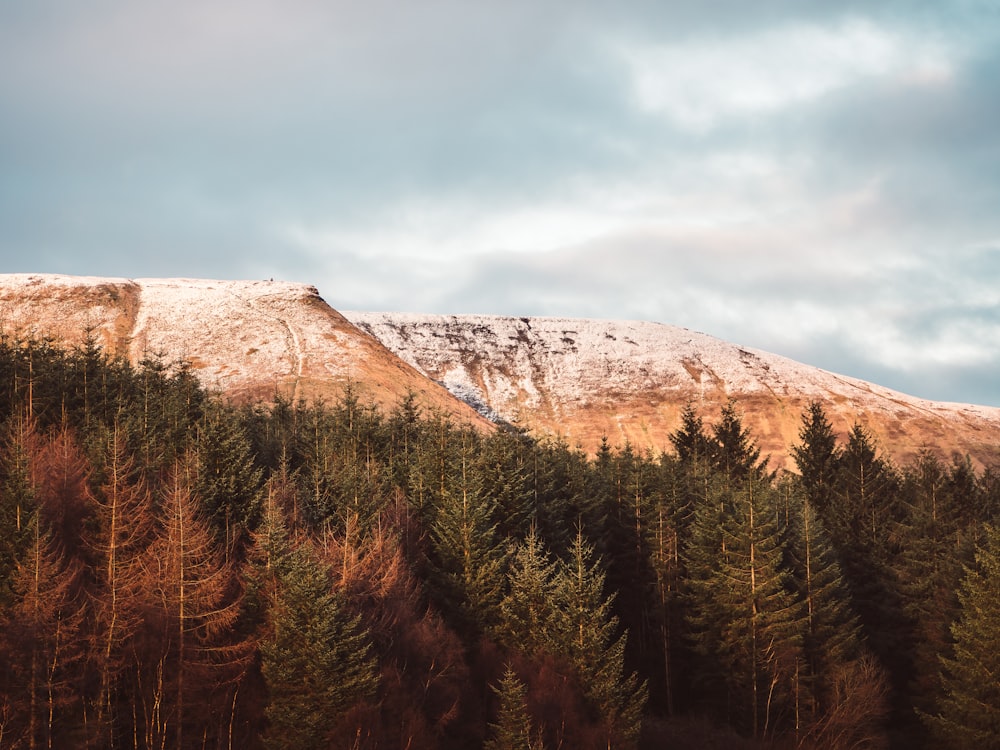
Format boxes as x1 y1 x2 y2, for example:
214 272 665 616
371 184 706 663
0 273 492 428
345 311 1000 470
2 273 998 470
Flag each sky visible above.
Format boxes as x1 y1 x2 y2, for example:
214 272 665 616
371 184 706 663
2 1 1000 406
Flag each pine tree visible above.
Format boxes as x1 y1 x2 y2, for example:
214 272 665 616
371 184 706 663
427 435 506 638
0 416 39 609
710 399 766 481
781 483 889 747
895 452 971 716
830 424 905 688
925 523 1000 748
645 453 690 716
260 535 378 750
670 403 712 466
477 431 534 541
484 666 544 750
685 474 804 738
0 518 86 750
496 529 560 655
551 531 647 749
194 405 265 550
792 401 841 515
135 459 250 750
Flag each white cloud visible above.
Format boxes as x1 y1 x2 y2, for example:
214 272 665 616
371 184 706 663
618 18 956 130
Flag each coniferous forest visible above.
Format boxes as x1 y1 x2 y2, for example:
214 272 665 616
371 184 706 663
0 336 998 749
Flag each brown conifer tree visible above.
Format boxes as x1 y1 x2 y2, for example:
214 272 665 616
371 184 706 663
86 425 154 746
136 458 249 750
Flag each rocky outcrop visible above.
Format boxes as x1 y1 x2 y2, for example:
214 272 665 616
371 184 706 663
346 312 1000 470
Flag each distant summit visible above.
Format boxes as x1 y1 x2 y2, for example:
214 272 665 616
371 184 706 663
346 312 1000 470
0 274 489 427
2 274 998 469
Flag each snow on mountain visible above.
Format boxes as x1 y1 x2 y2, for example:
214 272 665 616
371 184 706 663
0 274 489 426
345 312 1000 470
3 273 997 470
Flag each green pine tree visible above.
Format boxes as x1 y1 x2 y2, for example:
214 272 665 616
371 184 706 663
710 399 766 481
670 403 713 466
496 529 560 654
194 405 265 549
427 436 506 638
551 531 647 749
925 523 1000 749
484 666 544 750
261 536 378 750
685 474 804 738
786 493 863 704
792 401 842 515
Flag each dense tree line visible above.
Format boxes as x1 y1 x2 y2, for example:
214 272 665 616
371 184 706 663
0 335 997 748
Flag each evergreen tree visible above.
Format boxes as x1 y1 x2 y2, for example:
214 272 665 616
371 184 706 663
551 531 647 749
785 492 863 709
830 424 905 692
194 405 265 550
645 453 690 716
792 401 842 515
685 474 804 738
477 430 534 541
427 435 506 638
895 451 971 716
925 523 1000 749
260 534 378 750
484 666 544 750
0 416 38 608
710 399 766 481
496 529 560 655
670 403 712 466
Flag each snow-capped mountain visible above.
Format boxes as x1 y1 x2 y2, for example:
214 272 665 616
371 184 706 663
0 274 489 426
2 274 998 470
346 312 1000 470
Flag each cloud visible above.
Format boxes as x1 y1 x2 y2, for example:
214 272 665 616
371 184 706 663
1 1 999 405
617 18 956 131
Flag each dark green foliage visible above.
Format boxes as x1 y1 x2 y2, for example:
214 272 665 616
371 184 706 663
427 440 507 638
685 474 804 738
784 490 864 708
552 532 648 749
194 405 265 548
0 417 37 608
925 524 1000 748
793 401 841 514
670 403 713 466
496 529 560 654
484 666 543 750
710 399 767 481
895 452 973 716
260 528 378 750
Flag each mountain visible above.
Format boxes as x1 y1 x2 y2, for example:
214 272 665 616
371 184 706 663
3 274 998 471
345 312 1000 470
0 274 490 426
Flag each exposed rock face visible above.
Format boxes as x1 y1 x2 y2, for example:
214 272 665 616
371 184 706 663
0 274 490 426
346 312 1000 470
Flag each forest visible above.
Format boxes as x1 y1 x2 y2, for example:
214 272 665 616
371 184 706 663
0 335 998 749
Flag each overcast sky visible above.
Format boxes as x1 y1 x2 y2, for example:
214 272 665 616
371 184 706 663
2 1 999 406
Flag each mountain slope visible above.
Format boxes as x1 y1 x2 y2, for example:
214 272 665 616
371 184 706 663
346 312 1000 470
0 274 490 427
